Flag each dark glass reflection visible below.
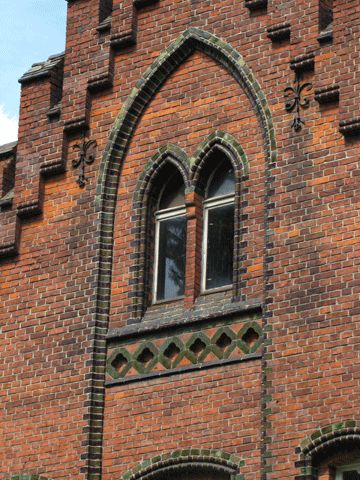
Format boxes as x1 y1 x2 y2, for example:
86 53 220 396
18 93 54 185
206 204 234 290
343 472 360 480
207 162 235 198
159 171 185 210
157 215 187 300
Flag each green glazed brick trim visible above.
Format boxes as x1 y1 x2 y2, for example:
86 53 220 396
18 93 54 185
190 130 249 176
237 321 263 354
299 466 317 477
107 321 263 380
159 337 184 369
121 448 245 480
295 422 360 480
133 144 190 205
299 420 360 457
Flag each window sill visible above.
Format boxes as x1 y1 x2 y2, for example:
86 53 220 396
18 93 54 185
200 285 232 296
107 297 262 342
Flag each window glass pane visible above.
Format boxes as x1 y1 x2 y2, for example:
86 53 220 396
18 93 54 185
155 468 230 480
207 162 235 198
159 171 185 210
157 215 187 300
206 203 234 290
157 471 226 480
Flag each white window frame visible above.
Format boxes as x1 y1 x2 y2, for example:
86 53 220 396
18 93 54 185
153 205 186 303
336 463 360 480
201 192 235 293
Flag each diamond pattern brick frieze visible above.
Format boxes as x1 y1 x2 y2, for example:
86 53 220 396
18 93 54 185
212 327 237 359
159 338 183 369
106 315 263 384
187 333 209 362
134 343 158 373
108 348 132 379
238 322 263 354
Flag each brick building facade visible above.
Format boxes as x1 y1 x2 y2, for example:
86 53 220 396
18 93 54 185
1 1 360 480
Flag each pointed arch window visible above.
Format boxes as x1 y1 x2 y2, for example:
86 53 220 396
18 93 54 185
153 170 187 302
202 157 235 292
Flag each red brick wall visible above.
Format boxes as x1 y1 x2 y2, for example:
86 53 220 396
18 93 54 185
103 363 262 480
0 176 96 479
1 0 360 480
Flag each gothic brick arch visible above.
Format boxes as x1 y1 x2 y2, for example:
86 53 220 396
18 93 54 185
296 422 360 480
189 130 249 189
95 26 276 314
88 27 276 479
96 26 275 205
133 144 191 206
119 449 245 480
94 25 275 322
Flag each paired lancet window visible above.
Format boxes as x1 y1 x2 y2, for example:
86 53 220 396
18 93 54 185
152 151 236 304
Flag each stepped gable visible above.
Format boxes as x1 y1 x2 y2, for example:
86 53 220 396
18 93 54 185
2 2 360 480
0 141 17 208
19 52 65 84
0 141 17 156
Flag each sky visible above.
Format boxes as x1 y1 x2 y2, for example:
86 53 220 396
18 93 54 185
0 1 67 144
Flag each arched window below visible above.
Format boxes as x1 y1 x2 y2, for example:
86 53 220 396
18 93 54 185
153 170 187 302
156 468 230 480
201 156 235 292
300 432 360 480
336 463 360 480
153 464 230 480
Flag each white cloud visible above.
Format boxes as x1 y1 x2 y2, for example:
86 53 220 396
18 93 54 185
0 105 18 145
